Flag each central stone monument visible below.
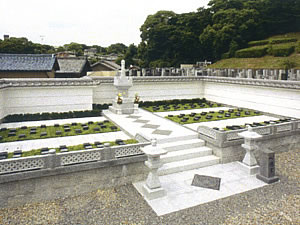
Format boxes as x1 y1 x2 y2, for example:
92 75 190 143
109 60 135 114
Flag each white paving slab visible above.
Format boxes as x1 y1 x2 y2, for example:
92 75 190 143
0 116 105 129
133 161 268 216
103 109 198 143
184 115 279 131
0 131 130 153
154 107 230 117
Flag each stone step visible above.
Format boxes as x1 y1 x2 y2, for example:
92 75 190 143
157 134 199 144
159 139 205 152
161 146 212 164
158 155 220 176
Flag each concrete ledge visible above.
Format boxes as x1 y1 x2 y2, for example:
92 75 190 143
0 156 148 209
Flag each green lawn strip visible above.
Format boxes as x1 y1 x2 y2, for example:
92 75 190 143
143 102 221 112
0 121 120 143
7 139 138 159
165 109 262 125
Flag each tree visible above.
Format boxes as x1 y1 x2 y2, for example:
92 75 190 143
107 43 127 54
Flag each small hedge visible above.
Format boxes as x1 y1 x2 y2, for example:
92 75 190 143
296 42 300 53
139 98 207 108
248 40 269 47
2 103 112 123
270 38 297 45
268 44 295 57
235 46 268 58
3 110 102 123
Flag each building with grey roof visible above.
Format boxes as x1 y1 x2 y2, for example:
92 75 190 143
91 60 121 71
0 54 59 78
55 57 92 78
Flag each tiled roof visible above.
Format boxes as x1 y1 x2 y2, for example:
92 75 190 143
92 60 121 70
0 54 58 71
56 58 90 73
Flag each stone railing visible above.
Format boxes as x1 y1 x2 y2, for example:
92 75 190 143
198 119 300 148
0 77 96 89
201 76 300 90
1 76 299 90
0 142 150 176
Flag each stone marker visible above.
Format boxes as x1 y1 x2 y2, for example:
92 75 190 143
256 148 279 184
191 174 221 190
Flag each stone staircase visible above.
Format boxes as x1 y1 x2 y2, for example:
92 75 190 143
158 137 219 176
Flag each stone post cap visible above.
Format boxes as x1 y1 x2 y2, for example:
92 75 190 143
49 149 56 154
104 143 111 148
238 125 262 139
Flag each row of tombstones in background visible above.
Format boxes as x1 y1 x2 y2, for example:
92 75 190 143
0 139 126 160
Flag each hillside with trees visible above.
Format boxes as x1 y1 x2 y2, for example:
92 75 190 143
138 0 300 67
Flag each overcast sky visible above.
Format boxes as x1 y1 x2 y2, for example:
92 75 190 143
0 0 210 47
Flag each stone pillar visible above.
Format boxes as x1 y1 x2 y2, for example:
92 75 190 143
256 149 279 184
297 70 300 81
101 143 115 160
141 139 167 200
161 68 166 77
247 69 253 79
238 126 262 174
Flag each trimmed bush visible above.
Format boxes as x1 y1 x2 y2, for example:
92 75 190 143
3 109 102 123
235 46 268 58
268 44 295 57
248 40 269 47
270 38 297 44
296 42 300 53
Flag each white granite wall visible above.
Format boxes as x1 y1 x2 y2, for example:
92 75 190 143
93 79 204 104
3 86 93 117
0 89 5 120
203 81 300 118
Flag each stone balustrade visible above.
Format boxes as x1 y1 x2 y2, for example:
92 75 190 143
198 119 300 148
0 141 150 181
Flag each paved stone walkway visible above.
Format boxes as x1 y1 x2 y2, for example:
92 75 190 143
103 109 198 143
134 161 267 216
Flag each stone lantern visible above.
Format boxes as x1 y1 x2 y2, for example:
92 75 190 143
238 125 262 174
141 139 167 200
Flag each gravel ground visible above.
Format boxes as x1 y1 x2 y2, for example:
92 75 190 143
0 149 299 225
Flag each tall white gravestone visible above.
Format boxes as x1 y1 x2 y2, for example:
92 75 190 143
109 60 135 114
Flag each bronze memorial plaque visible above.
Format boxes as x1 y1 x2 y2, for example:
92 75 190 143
191 174 221 190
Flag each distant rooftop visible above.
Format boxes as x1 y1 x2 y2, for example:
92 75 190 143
0 54 58 71
92 60 121 70
56 57 91 74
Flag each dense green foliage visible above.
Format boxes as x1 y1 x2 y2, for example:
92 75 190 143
268 43 295 57
0 38 127 57
0 37 55 54
138 0 300 66
235 46 268 58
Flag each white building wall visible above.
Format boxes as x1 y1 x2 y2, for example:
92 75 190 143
203 81 300 118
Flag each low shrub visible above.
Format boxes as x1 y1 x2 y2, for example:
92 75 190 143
235 46 268 58
268 44 295 57
296 42 300 53
248 40 269 47
139 98 207 108
3 109 102 123
270 38 297 44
